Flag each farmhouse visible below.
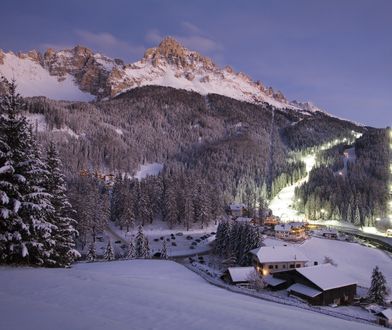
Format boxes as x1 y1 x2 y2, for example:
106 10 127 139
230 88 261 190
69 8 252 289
229 203 247 217
376 308 392 328
273 264 357 306
274 222 306 241
221 267 255 286
250 246 308 276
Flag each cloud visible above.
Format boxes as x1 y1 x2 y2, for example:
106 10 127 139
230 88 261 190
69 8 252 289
177 35 222 53
181 21 202 34
41 30 145 61
74 30 145 59
145 29 163 44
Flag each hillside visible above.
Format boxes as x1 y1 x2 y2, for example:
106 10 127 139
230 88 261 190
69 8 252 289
0 260 379 330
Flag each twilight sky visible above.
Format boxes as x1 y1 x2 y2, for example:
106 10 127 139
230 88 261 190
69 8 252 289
0 0 391 127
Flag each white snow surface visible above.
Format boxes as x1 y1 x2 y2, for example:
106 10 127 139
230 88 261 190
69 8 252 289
296 264 357 290
227 266 255 282
134 162 164 180
251 245 309 263
288 283 322 298
0 52 94 101
0 260 379 330
119 61 296 109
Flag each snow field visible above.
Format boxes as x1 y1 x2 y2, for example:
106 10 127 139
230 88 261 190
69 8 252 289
0 260 379 330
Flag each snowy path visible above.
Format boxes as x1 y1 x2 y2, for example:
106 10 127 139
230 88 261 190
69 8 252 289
269 154 316 221
0 261 379 330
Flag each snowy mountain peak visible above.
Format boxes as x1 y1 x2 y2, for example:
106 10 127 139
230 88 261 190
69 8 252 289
143 36 215 71
0 38 323 113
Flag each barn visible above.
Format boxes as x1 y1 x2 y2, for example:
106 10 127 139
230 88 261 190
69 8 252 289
273 264 357 305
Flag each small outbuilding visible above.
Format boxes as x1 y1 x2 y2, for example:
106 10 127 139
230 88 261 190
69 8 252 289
229 203 247 217
221 267 255 286
376 308 392 328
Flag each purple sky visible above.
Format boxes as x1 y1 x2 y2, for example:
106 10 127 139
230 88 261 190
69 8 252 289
0 0 391 127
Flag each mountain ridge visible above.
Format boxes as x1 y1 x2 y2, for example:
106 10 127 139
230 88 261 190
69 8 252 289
0 37 323 113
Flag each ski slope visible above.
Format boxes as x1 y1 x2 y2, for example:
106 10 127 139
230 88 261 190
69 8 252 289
0 260 378 330
269 154 315 221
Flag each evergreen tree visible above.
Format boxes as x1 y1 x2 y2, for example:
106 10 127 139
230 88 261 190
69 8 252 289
135 225 149 258
104 241 115 261
86 242 96 262
368 266 389 305
126 239 135 259
161 239 168 259
353 205 361 227
45 141 80 266
0 78 56 265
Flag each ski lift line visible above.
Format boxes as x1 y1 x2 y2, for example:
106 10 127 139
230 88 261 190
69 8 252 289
265 107 276 188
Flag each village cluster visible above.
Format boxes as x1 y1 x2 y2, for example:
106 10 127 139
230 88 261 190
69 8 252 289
193 202 392 328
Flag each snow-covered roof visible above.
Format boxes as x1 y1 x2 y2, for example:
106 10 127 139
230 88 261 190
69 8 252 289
229 203 246 211
296 264 357 291
235 217 254 223
250 246 309 263
263 275 286 287
274 222 305 232
227 267 255 283
377 308 392 320
288 283 322 298
321 229 338 234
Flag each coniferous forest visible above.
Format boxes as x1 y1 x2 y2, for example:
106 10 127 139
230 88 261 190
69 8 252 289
295 129 391 225
1 77 391 267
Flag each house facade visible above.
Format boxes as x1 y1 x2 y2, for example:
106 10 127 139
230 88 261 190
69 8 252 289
250 246 308 276
274 222 306 241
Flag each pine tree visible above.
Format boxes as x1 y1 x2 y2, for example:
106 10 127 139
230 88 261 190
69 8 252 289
45 141 80 266
126 239 135 259
104 241 115 261
346 203 353 223
353 205 361 226
368 266 389 305
0 78 56 265
161 239 168 259
135 225 149 258
86 242 96 262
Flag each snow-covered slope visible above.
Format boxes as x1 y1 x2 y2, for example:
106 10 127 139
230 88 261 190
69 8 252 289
0 260 378 330
0 37 324 113
0 52 94 101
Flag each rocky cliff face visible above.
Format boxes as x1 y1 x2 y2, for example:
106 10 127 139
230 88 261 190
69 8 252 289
0 37 321 112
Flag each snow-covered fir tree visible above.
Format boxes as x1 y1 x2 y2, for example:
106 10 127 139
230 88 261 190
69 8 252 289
0 78 56 266
134 225 150 258
368 266 389 305
45 141 80 266
86 242 96 262
126 239 135 259
104 241 115 261
161 239 168 259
